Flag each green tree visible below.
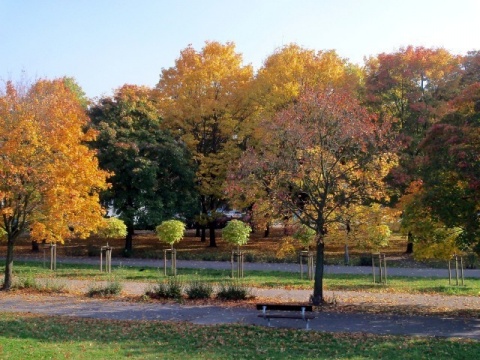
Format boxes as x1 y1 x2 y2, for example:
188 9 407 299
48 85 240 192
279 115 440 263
155 41 253 247
89 85 198 254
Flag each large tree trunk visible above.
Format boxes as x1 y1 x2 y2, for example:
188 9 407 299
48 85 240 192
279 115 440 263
264 223 270 238
311 241 325 305
2 238 15 291
200 227 206 242
124 223 134 255
208 221 217 247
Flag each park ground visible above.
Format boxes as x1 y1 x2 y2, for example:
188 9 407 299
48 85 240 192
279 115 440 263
1 229 480 359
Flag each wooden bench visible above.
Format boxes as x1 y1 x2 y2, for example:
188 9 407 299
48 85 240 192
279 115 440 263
256 303 316 330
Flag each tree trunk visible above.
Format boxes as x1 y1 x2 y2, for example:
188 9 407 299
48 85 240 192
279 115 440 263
406 232 414 254
264 223 270 238
31 240 40 252
195 225 200 237
124 224 134 256
200 227 206 242
311 241 325 305
2 238 15 291
344 244 350 265
208 221 217 247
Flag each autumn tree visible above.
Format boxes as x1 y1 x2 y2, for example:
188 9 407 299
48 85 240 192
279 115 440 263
228 44 362 234
155 41 253 246
364 46 464 253
89 85 197 254
365 46 462 138
252 43 362 114
404 84 480 254
0 79 109 290
230 89 395 304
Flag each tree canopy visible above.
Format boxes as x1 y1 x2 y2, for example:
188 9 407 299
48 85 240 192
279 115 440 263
155 41 254 246
89 85 198 254
0 79 109 289
230 89 396 304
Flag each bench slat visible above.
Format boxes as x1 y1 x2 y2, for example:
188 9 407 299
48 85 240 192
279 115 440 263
257 314 316 320
256 304 313 312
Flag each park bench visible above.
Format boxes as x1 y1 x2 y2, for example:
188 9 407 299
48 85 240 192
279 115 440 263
256 303 316 330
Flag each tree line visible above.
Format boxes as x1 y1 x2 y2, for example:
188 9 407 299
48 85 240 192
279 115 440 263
1 42 479 302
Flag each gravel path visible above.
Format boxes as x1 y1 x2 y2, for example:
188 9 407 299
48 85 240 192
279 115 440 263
54 278 480 312
1 292 479 339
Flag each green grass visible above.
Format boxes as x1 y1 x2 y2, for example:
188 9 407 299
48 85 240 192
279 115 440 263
0 312 478 359
2 260 480 296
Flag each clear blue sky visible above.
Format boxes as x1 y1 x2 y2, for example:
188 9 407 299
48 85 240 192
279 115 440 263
1 0 478 99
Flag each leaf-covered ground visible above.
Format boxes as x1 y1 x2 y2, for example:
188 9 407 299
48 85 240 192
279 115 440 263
0 311 479 360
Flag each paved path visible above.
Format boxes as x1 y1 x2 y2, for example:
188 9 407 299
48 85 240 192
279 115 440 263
13 255 480 278
1 293 479 340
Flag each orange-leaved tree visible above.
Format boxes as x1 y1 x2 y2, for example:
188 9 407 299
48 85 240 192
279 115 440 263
0 79 110 290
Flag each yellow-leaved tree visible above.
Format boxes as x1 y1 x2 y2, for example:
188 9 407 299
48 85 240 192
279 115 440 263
0 79 110 290
155 41 253 247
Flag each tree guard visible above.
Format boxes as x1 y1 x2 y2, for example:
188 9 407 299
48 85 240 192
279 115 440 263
299 250 314 280
164 249 177 276
231 250 244 278
372 253 387 284
100 244 112 273
448 254 465 286
43 243 57 271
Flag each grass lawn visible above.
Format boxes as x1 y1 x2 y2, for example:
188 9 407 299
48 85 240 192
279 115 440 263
0 312 478 359
3 260 480 297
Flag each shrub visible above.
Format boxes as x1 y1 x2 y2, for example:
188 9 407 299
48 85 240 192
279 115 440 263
87 280 123 297
185 280 214 299
216 281 251 301
147 278 183 299
12 273 67 293
13 273 40 290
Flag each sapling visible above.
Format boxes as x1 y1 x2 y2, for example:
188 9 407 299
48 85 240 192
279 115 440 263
222 220 252 252
98 217 127 239
156 220 186 250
